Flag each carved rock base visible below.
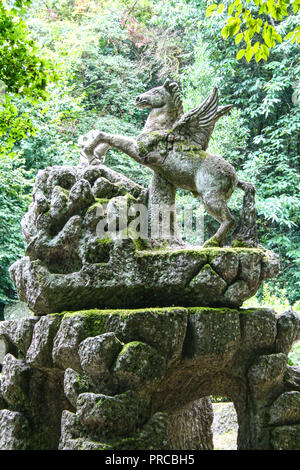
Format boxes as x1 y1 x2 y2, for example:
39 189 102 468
9 165 279 315
0 307 299 450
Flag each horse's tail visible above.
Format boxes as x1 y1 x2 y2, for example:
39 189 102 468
232 180 258 247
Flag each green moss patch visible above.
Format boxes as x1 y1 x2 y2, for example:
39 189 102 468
86 198 110 213
188 307 239 315
51 307 188 337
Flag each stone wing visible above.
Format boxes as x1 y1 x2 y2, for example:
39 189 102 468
173 87 232 150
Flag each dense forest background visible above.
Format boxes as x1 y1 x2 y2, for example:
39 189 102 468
0 0 299 313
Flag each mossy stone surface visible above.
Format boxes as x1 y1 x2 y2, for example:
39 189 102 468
1 305 300 450
113 341 166 391
76 390 140 438
270 424 300 450
9 163 279 314
269 391 300 426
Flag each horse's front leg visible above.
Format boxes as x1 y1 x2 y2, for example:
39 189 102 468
84 131 141 164
149 172 184 247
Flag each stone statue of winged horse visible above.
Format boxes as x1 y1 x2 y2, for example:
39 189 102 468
82 79 255 247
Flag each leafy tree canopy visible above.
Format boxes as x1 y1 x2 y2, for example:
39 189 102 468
0 0 56 152
206 0 300 61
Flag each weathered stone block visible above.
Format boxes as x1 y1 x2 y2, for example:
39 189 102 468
50 185 68 220
284 365 300 392
239 308 277 351
261 250 280 280
185 308 240 367
0 317 38 356
188 264 227 302
59 410 170 450
64 368 89 408
209 250 239 283
76 391 140 437
0 410 29 450
113 341 166 390
92 177 120 199
47 166 76 193
26 315 62 368
102 308 188 366
223 280 250 306
275 310 300 355
247 353 287 398
59 410 93 450
269 391 300 426
129 412 170 450
238 251 261 290
0 338 7 364
78 333 122 392
52 315 93 372
68 179 94 214
1 355 30 406
79 333 122 377
270 424 300 450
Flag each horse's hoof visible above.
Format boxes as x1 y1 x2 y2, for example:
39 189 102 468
90 158 101 166
202 237 220 248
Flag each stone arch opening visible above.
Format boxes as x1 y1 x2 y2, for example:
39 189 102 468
211 397 238 450
152 369 249 450
167 395 240 450
0 307 299 450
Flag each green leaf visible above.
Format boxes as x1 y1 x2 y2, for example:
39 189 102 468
217 3 225 14
255 49 264 62
236 49 245 59
206 4 218 17
221 25 230 39
228 3 235 15
284 31 295 40
261 43 270 57
228 20 241 36
245 46 254 62
253 41 260 53
235 32 243 44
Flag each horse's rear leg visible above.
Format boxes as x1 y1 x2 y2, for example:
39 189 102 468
202 192 235 247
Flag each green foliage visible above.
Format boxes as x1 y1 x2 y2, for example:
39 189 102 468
0 0 57 308
0 153 32 308
0 0 57 153
206 0 300 62
243 282 295 312
211 395 231 402
289 340 300 366
243 284 300 366
192 6 300 304
0 0 49 98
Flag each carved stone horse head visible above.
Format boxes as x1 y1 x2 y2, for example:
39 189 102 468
135 79 183 114
135 79 184 131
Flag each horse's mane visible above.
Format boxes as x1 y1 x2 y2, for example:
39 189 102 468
164 79 184 119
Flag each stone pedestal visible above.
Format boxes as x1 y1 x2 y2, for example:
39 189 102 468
0 307 299 450
9 165 279 315
4 163 298 450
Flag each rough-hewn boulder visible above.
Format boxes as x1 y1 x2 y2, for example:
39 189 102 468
0 410 29 450
9 165 279 315
0 307 298 450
